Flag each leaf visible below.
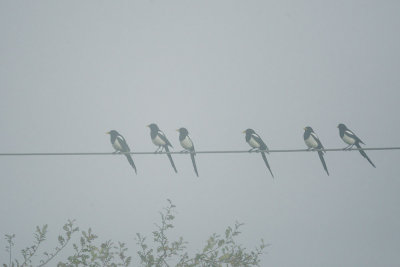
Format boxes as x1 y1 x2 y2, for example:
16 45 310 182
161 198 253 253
58 235 65 245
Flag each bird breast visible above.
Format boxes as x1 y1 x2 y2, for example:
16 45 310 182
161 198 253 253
304 135 318 148
180 136 193 150
248 137 261 148
152 134 167 146
112 138 123 151
342 134 356 145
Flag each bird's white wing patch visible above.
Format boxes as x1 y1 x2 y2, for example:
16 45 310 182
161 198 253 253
253 133 262 139
158 131 166 137
345 130 354 137
311 132 319 140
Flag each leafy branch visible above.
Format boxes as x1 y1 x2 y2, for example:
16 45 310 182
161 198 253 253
4 234 15 267
38 220 79 267
59 227 131 266
136 199 268 266
3 200 267 266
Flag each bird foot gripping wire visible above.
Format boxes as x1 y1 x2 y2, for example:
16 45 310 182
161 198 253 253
155 146 164 153
343 145 354 151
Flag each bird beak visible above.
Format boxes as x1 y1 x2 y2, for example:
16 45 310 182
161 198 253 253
242 130 246 134
146 125 150 128
303 128 306 131
176 129 180 132
106 131 110 134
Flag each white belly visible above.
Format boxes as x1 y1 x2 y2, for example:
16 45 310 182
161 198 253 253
112 139 123 151
248 137 260 148
343 134 355 145
152 135 166 146
180 136 193 150
305 136 318 148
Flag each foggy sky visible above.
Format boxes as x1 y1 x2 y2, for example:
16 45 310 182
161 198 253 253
1 1 400 266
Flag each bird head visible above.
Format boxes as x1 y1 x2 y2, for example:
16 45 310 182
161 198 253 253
304 126 313 133
147 123 159 132
243 129 255 135
177 127 188 135
337 123 346 130
106 130 118 137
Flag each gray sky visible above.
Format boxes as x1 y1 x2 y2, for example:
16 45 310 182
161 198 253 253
1 1 400 266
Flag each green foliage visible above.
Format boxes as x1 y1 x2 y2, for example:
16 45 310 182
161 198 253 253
3 200 266 266
3 221 130 267
59 227 131 267
136 199 267 266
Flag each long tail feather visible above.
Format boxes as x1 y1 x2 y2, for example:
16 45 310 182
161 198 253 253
190 152 199 177
261 152 274 178
355 143 376 168
317 151 329 175
164 146 178 173
125 154 137 174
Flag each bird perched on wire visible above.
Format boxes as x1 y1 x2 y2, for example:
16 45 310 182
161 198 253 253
177 127 199 177
243 129 274 178
106 130 137 174
147 123 178 173
338 123 376 168
303 126 329 175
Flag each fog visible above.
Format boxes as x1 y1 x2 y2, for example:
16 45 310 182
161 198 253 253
1 1 400 266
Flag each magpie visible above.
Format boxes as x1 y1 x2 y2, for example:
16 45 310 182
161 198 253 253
177 127 199 177
338 123 376 168
106 130 137 174
303 126 329 175
243 129 274 178
147 123 178 173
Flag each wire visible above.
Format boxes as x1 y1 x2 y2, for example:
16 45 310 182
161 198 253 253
0 147 398 156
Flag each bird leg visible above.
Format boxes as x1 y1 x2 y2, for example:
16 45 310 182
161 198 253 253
343 145 351 150
343 144 354 150
248 148 256 152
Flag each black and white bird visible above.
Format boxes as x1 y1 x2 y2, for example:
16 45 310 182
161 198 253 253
177 127 199 177
338 123 376 168
147 123 178 173
106 130 137 174
303 126 329 175
243 129 274 178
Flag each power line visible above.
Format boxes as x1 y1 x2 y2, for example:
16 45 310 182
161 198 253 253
0 147 398 156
